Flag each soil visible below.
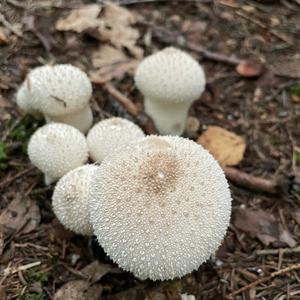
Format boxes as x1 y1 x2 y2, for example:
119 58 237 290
0 1 300 299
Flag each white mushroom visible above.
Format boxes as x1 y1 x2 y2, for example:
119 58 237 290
134 47 206 135
52 165 99 235
28 123 89 185
16 64 93 133
89 135 232 281
87 117 145 163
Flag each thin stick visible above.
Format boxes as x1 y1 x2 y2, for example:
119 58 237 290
140 22 242 65
103 83 158 134
0 13 22 37
226 263 300 299
224 166 280 194
256 246 300 256
3 261 41 276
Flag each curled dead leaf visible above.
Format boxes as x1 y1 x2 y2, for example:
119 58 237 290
233 207 296 247
53 280 102 300
0 195 40 236
55 5 102 33
197 126 246 166
236 60 264 77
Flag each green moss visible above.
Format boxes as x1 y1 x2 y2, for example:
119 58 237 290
0 142 8 171
290 83 300 97
25 268 49 284
19 293 44 300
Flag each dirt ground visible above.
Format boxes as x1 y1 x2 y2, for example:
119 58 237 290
1 0 300 299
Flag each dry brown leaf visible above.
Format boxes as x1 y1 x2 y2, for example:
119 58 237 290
55 4 102 33
81 260 114 283
197 126 246 166
0 94 12 108
236 60 263 77
271 59 300 79
233 207 297 247
0 195 40 236
53 280 102 300
0 27 9 45
56 3 143 59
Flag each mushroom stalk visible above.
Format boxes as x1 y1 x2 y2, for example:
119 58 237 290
45 105 93 134
44 174 56 186
144 98 190 135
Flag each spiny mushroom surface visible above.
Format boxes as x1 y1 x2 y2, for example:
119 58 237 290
134 47 206 136
52 165 99 235
89 135 232 281
87 117 145 163
16 64 93 133
28 123 88 185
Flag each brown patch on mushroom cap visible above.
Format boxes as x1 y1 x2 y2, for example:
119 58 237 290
137 152 183 207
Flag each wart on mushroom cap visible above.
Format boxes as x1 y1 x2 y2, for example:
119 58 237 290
89 135 232 281
16 64 93 133
28 123 89 185
87 117 145 163
134 47 206 136
52 165 99 236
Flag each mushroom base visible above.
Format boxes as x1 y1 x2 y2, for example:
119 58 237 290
46 105 93 134
144 99 190 135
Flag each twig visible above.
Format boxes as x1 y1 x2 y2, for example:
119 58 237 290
226 263 300 299
0 13 22 37
140 21 242 65
224 166 280 194
256 246 300 256
103 83 158 134
0 166 36 191
100 0 212 4
3 261 41 276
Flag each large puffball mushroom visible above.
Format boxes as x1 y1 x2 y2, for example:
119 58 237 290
87 117 145 163
134 47 206 135
89 135 232 281
28 123 88 185
52 165 99 235
16 64 93 133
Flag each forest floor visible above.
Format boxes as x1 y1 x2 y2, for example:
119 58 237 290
0 0 300 299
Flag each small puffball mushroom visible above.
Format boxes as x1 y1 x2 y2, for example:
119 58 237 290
89 135 232 281
28 123 88 185
87 117 145 163
16 64 93 133
52 165 99 235
134 47 206 135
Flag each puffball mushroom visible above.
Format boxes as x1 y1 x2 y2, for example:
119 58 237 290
134 47 206 135
52 165 99 235
87 117 145 163
89 135 232 281
28 123 89 185
16 64 93 133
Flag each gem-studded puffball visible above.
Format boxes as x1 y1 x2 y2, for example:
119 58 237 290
89 135 232 280
52 165 99 235
16 64 92 117
134 47 205 104
87 117 145 163
28 123 88 184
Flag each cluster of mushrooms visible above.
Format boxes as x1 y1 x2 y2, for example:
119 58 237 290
16 47 232 281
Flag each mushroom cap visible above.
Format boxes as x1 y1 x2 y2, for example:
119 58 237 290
89 135 232 280
52 165 99 235
28 123 88 181
17 64 92 117
87 117 145 162
134 47 206 103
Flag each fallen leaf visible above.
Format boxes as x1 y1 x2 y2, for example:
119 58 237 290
89 45 140 83
271 59 300 79
56 3 143 59
197 126 246 166
0 94 12 108
55 4 102 33
233 207 297 247
53 280 103 300
0 27 9 45
0 195 40 236
81 260 114 283
236 60 263 77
